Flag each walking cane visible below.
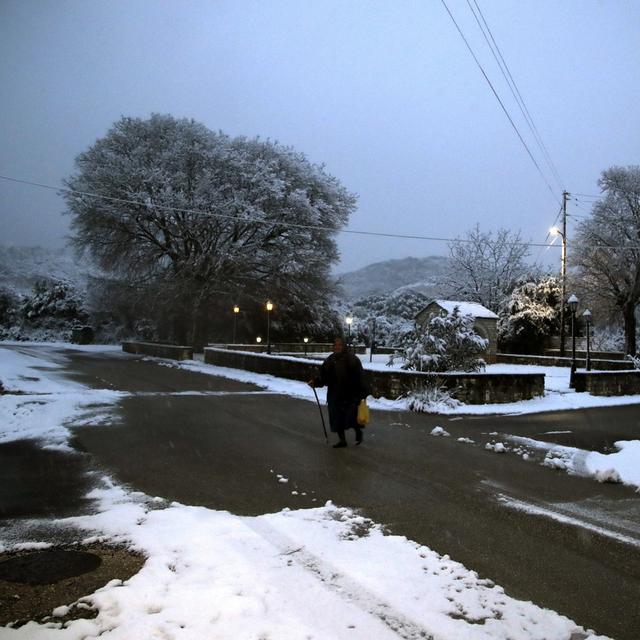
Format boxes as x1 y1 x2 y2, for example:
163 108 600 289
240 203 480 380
312 387 329 444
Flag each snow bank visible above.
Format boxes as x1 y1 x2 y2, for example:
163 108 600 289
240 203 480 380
2 485 609 640
586 441 640 489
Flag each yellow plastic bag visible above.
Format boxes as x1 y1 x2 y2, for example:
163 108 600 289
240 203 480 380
357 399 370 427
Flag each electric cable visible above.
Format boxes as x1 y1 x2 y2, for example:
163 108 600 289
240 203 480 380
467 0 564 191
2 173 640 251
439 0 561 207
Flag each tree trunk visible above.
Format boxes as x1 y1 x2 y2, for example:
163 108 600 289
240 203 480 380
622 302 637 356
189 291 210 352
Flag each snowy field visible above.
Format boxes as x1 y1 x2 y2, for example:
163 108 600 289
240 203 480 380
2 343 638 639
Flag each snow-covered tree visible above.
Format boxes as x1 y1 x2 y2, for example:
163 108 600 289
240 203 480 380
498 275 561 354
347 289 430 346
63 114 356 346
571 166 640 355
443 225 532 313
0 287 18 328
401 306 487 372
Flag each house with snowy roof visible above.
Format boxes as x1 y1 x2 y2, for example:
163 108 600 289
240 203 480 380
415 300 499 364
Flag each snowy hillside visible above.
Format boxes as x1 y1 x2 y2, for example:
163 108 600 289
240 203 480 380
0 245 92 294
337 256 448 300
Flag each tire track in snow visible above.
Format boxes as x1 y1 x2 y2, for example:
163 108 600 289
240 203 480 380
245 517 434 640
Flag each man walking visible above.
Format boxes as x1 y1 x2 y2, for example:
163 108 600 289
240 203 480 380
309 337 369 448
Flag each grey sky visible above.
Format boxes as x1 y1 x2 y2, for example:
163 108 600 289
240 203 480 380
1 0 639 273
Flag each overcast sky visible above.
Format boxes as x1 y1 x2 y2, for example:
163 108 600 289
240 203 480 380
1 0 639 273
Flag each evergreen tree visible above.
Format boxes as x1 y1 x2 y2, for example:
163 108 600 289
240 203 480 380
401 306 487 372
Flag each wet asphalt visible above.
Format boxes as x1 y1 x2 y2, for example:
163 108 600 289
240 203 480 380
1 345 640 639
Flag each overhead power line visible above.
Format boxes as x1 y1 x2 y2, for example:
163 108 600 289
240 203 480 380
439 0 561 207
466 0 564 192
3 173 640 251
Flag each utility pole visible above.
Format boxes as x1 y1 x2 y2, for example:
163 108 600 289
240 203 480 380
559 191 569 357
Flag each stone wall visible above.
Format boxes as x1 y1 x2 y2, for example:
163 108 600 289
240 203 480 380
209 343 366 354
122 341 193 361
573 370 640 396
544 349 626 361
497 353 631 371
204 348 544 405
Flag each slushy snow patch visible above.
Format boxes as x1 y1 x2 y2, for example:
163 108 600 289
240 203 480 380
430 426 450 437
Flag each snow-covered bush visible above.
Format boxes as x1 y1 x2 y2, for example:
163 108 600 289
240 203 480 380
626 354 640 370
0 286 19 328
498 276 560 354
401 306 487 372
407 382 461 413
591 326 626 352
21 279 87 323
0 279 89 341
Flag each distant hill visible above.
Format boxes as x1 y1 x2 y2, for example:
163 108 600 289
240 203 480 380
337 256 448 301
0 245 94 294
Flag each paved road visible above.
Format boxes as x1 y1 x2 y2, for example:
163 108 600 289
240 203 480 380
2 345 640 639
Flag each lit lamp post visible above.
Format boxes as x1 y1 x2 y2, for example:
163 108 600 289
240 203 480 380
568 294 579 387
266 301 274 354
345 314 353 347
256 336 262 349
550 226 567 356
232 305 240 344
303 336 309 356
582 309 592 371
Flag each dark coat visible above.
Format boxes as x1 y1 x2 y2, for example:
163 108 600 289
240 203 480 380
313 351 369 433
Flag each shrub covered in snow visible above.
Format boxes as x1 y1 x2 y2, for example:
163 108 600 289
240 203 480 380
0 279 89 341
626 354 640 370
592 325 626 352
400 306 487 373
406 381 461 413
498 275 560 354
0 286 19 329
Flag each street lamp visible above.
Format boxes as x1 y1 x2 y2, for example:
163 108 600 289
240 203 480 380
550 226 567 356
303 336 309 356
568 294 579 386
345 314 353 347
232 305 240 344
582 309 592 371
266 301 274 354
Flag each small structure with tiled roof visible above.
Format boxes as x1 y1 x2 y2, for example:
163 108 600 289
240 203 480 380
415 299 498 363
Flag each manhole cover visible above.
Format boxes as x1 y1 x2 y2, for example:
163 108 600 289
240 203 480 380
0 550 102 585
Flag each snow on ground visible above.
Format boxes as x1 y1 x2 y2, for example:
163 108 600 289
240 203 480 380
0 344 123 450
0 343 629 638
3 487 610 640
